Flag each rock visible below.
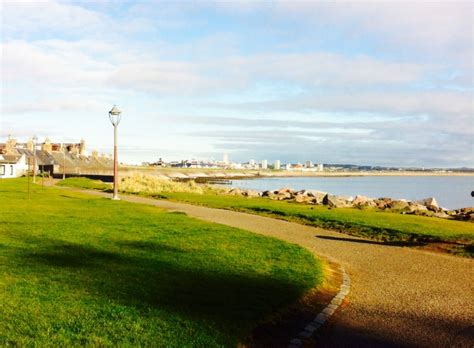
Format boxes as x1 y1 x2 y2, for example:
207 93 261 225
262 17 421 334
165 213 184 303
453 207 474 221
294 194 306 203
374 197 393 210
228 188 242 196
306 190 327 204
417 197 439 211
276 192 293 200
353 195 369 205
296 189 311 196
277 187 295 195
389 199 410 211
323 194 350 208
433 211 451 219
406 203 429 215
323 194 336 207
339 195 354 203
352 195 376 208
352 195 373 208
294 194 316 204
243 189 260 198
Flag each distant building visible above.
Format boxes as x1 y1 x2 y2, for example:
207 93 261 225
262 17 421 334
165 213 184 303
261 160 268 170
0 136 112 177
305 161 313 168
274 160 281 170
285 163 292 170
153 158 166 167
317 163 324 171
249 159 255 167
223 153 229 164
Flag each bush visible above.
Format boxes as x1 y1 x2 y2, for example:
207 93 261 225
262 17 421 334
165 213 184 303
120 172 205 194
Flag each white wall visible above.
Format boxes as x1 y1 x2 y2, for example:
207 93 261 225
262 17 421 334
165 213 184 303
0 155 29 179
0 164 15 178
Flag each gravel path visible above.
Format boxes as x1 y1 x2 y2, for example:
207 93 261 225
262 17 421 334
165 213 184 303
78 190 474 347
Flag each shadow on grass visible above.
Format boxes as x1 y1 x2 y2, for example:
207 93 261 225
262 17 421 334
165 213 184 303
18 237 308 331
243 207 429 243
315 235 426 247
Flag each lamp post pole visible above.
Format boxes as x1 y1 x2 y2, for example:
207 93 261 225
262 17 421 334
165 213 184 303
63 146 66 180
32 135 38 184
109 105 122 200
113 122 118 199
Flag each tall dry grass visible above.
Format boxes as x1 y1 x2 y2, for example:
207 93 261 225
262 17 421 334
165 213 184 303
120 172 206 194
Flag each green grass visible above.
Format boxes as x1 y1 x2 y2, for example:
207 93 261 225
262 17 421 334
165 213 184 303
162 192 474 243
58 178 474 243
0 178 323 346
57 177 112 191
57 178 474 254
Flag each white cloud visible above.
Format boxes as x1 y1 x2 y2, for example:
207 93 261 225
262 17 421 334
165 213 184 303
217 53 429 87
1 40 113 88
271 1 472 55
1 0 105 37
3 97 106 114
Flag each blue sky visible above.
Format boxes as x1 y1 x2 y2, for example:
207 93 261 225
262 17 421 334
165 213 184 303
1 0 472 167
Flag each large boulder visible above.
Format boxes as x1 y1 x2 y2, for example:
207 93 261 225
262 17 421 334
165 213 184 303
374 197 393 210
294 194 316 204
228 188 242 196
295 189 311 196
406 202 429 215
389 199 411 211
416 197 439 211
277 187 294 195
339 195 354 203
306 190 327 204
276 192 293 200
263 191 277 199
432 211 451 219
453 207 474 221
352 195 376 208
323 194 350 208
242 189 260 198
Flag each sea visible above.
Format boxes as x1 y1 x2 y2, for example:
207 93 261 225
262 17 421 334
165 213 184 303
226 175 474 210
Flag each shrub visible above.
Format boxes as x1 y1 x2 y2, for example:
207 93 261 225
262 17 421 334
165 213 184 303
120 172 205 194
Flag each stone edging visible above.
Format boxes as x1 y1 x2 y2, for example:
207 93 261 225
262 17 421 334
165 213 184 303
288 265 350 348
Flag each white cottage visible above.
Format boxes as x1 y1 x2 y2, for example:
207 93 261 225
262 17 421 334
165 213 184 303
0 154 29 179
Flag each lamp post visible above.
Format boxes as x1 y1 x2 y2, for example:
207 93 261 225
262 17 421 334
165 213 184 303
109 105 122 200
32 135 38 184
62 144 66 180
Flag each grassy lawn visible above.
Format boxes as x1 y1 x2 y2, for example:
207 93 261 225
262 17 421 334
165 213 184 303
163 192 474 243
0 178 323 346
57 178 474 255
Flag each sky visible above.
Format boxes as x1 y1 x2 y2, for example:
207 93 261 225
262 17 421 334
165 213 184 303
1 0 473 167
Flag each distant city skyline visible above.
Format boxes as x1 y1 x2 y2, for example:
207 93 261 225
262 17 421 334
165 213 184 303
1 1 472 167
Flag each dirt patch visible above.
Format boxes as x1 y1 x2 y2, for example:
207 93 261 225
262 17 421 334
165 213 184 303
242 259 343 348
415 242 473 258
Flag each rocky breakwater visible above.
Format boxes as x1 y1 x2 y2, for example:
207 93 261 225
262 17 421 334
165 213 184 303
226 187 474 222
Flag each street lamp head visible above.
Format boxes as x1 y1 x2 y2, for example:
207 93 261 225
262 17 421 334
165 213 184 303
109 105 122 126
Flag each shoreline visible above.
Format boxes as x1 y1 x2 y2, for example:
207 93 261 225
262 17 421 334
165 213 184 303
253 171 474 178
122 167 474 180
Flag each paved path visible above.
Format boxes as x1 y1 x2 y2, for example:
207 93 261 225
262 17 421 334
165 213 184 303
79 190 474 347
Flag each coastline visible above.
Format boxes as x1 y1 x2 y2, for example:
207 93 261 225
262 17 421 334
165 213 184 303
252 171 474 178
122 167 474 180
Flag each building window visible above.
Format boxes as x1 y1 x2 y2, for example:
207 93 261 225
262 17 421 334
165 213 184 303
10 165 14 175
0 165 5 176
